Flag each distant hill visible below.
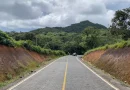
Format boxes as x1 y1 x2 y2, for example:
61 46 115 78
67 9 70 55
31 20 107 34
62 20 107 32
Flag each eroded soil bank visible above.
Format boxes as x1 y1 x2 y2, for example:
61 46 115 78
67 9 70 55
0 45 52 82
83 47 130 84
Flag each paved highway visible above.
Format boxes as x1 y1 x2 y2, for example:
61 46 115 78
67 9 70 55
8 56 118 90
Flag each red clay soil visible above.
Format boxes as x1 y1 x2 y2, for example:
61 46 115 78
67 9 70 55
0 45 48 82
83 47 130 84
27 51 45 62
83 50 106 64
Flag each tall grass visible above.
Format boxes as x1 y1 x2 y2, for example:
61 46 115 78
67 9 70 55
85 40 130 55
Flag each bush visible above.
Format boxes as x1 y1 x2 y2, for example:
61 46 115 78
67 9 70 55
14 40 25 47
6 73 13 80
0 30 15 47
31 45 41 53
0 30 66 56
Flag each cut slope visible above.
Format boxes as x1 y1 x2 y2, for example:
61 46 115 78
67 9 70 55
0 45 49 82
83 48 130 84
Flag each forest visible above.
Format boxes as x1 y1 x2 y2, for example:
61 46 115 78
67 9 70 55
1 7 130 55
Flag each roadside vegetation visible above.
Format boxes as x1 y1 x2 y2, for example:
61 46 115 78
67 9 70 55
0 30 65 56
85 40 130 55
84 7 130 55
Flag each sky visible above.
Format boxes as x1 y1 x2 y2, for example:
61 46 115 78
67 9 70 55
0 0 130 32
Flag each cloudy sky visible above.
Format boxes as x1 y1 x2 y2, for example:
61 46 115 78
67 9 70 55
0 0 130 32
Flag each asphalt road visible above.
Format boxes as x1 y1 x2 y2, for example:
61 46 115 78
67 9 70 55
8 56 118 90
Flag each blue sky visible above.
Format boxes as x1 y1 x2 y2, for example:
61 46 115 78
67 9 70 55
0 0 129 32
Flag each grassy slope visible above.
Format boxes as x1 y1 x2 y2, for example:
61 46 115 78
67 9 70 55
83 40 130 84
84 40 130 55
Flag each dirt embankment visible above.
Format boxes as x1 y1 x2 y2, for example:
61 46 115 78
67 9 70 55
83 47 130 84
0 45 50 82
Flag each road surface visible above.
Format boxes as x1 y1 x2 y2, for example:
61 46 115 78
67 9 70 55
8 56 118 90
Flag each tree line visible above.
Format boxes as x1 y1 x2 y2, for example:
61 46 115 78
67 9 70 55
5 7 130 55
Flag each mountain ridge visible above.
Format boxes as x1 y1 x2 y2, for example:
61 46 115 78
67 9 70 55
31 20 107 34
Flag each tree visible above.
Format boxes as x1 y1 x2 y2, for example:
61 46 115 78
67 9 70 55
81 27 102 50
83 27 98 37
110 7 130 40
111 7 130 30
24 32 35 41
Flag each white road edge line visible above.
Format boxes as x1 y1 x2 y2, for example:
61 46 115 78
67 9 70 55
7 57 63 90
76 57 119 90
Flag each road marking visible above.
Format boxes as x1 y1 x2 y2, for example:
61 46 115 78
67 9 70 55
62 58 68 90
76 57 119 90
7 57 63 90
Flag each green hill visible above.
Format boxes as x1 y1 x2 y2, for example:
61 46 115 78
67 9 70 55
62 20 107 32
31 20 107 34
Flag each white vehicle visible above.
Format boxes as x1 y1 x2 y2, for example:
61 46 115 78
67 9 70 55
72 53 77 56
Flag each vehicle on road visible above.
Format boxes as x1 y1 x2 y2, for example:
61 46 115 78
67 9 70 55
72 53 77 56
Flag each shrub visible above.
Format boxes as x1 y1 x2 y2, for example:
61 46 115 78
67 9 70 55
31 45 41 53
23 40 33 50
14 40 25 47
6 73 13 80
0 30 15 47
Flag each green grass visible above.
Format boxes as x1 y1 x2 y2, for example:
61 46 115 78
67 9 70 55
85 40 130 55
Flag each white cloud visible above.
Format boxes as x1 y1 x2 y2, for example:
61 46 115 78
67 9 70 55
0 0 129 31
99 0 130 3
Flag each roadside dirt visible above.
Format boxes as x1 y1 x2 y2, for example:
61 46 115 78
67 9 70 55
83 50 105 64
82 60 130 90
0 45 47 82
83 47 130 85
